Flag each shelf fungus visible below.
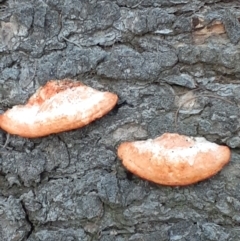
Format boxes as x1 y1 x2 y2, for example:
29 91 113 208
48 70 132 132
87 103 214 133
117 133 231 186
0 79 118 138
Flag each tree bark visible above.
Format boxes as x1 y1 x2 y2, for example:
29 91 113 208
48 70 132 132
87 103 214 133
0 0 240 240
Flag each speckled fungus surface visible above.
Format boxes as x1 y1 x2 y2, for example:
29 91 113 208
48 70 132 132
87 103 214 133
117 133 231 186
0 79 118 138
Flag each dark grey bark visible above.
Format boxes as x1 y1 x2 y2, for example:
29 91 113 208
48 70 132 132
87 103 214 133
0 0 240 240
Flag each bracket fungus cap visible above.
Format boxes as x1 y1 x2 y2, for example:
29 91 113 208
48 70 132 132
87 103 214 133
0 79 118 138
117 133 231 186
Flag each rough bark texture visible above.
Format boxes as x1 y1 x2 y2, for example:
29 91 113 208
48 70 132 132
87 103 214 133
0 0 240 240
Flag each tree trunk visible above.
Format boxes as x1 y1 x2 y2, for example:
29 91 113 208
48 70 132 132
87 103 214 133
0 0 240 240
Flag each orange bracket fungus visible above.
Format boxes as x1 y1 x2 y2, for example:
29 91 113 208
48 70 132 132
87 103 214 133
117 133 231 186
0 79 118 138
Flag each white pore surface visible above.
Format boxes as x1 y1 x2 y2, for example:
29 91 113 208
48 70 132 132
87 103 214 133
133 136 219 166
7 88 106 125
